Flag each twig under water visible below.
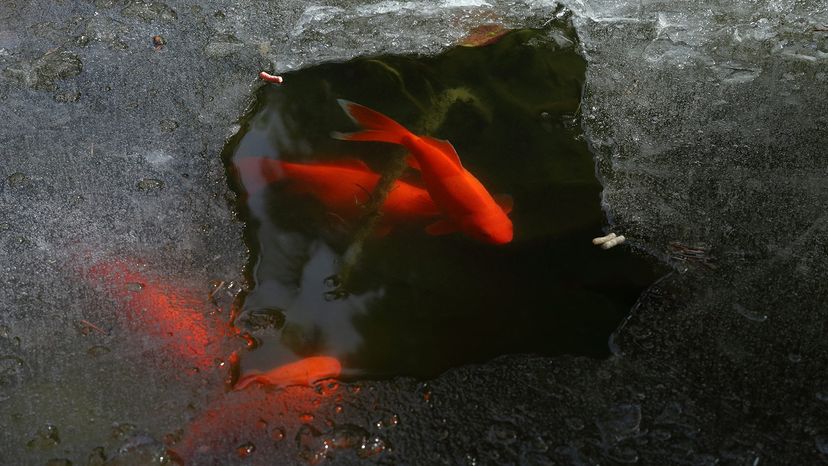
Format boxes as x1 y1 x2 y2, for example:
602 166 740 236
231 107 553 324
326 149 409 299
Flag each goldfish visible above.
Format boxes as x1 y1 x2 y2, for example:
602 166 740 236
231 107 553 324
235 356 342 390
235 157 441 234
334 100 514 244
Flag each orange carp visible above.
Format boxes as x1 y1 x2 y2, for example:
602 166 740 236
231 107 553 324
235 356 342 390
235 157 440 234
334 100 514 244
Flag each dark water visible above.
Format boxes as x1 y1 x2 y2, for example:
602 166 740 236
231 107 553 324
223 24 659 379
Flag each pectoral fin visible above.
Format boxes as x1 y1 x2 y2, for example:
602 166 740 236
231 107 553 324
494 194 513 214
373 224 393 237
426 219 458 236
328 158 371 170
405 154 421 170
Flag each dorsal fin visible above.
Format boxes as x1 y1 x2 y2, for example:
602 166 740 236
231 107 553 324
336 100 410 143
493 194 513 214
422 136 463 168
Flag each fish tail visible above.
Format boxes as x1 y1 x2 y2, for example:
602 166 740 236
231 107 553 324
334 99 410 145
234 372 263 391
234 157 286 194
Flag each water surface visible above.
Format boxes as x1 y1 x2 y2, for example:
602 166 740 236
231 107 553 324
224 25 658 379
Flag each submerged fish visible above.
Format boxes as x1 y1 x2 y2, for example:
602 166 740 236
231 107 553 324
235 157 441 234
235 356 342 390
334 100 514 244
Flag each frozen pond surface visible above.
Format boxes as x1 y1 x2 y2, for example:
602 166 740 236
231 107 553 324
0 0 826 464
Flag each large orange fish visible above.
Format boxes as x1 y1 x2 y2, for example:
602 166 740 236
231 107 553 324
235 157 440 234
334 100 514 244
235 356 342 390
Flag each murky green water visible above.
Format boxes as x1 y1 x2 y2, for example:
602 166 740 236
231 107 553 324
223 24 658 379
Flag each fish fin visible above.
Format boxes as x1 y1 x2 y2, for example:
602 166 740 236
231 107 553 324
399 170 426 188
494 194 513 214
234 371 264 391
234 157 285 194
373 223 393 237
426 219 458 236
331 130 403 145
421 136 463 168
324 157 372 171
336 100 410 144
405 154 421 170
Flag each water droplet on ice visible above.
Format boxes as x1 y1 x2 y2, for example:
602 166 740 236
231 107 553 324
0 354 25 386
238 307 286 331
45 459 72 466
26 424 60 449
608 445 639 463
733 304 767 322
7 172 28 188
324 424 368 450
488 423 517 444
323 289 349 301
87 345 111 357
323 274 341 288
236 442 255 458
597 403 641 442
111 423 136 439
295 425 324 463
137 178 164 190
387 413 399 427
239 332 259 350
530 435 548 452
565 417 585 430
125 282 144 292
650 429 672 441
420 384 432 403
87 446 106 465
271 427 285 442
358 435 389 458
816 435 828 455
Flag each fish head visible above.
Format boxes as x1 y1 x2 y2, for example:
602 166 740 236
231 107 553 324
468 211 513 245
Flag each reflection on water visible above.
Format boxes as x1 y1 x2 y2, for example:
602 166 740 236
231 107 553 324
224 25 659 379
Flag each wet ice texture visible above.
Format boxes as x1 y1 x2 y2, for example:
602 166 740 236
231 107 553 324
0 0 827 464
571 0 828 463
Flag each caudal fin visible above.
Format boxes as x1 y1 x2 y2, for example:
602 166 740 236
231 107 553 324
234 157 286 194
333 99 411 145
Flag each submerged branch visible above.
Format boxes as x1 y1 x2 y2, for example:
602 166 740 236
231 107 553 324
327 149 409 298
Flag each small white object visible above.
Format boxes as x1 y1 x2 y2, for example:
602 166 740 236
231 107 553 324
592 232 616 245
592 233 626 249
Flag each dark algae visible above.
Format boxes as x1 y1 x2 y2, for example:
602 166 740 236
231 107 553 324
224 24 660 379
